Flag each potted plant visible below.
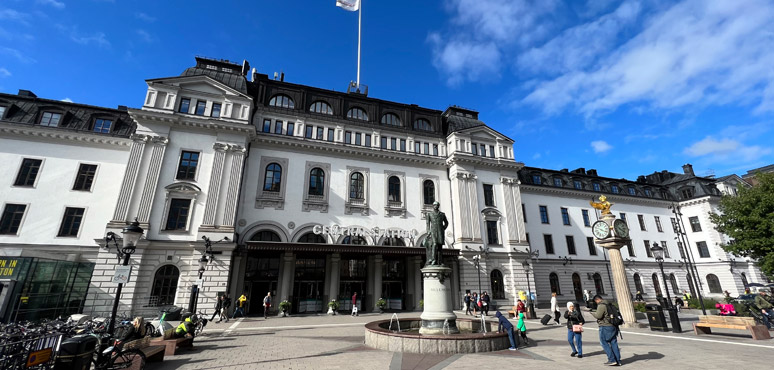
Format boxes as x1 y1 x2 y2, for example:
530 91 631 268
419 300 424 310
327 299 340 315
376 298 387 313
279 300 291 317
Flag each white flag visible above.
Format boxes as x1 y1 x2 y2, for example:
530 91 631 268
336 0 360 12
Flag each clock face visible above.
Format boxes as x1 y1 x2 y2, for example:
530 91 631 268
592 221 610 239
614 219 630 238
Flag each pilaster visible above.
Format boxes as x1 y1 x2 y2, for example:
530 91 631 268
137 136 168 223
222 145 246 228
201 143 228 226
112 134 148 222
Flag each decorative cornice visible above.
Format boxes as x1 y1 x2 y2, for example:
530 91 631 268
501 177 520 185
521 184 673 207
0 122 133 147
213 142 229 151
149 135 169 145
446 153 524 170
677 196 715 207
229 144 246 153
129 109 256 137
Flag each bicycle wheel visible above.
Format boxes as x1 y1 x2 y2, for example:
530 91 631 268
109 349 146 370
194 321 204 336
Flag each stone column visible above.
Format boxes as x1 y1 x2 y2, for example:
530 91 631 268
137 136 168 223
366 256 375 312
278 252 295 302
112 134 147 222
327 253 341 314
596 213 641 328
221 145 246 228
419 266 459 334
201 143 228 226
373 255 383 311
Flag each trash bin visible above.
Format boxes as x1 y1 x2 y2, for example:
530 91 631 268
645 304 669 332
54 335 98 370
163 306 183 321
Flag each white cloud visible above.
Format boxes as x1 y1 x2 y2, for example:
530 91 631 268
684 136 772 162
532 153 542 160
136 29 153 43
60 97 73 103
428 33 500 86
590 140 613 153
135 12 156 22
56 25 111 48
0 47 36 63
0 67 10 78
36 0 65 9
0 8 30 25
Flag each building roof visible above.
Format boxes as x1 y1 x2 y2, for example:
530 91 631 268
180 57 249 94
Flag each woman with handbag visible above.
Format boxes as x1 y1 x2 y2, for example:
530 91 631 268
564 301 585 358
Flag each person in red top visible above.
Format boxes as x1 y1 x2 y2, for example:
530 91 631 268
351 292 359 316
515 299 526 314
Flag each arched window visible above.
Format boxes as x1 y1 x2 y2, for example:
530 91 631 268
423 180 435 205
706 274 722 293
309 101 333 115
151 265 180 306
669 273 680 294
652 273 662 296
381 113 401 126
388 176 401 202
298 232 326 244
349 172 364 200
269 94 294 109
741 273 749 288
341 236 368 245
633 273 644 294
347 107 368 121
593 273 605 294
549 272 561 295
413 118 432 131
382 237 405 246
491 270 505 299
263 163 282 192
250 230 281 242
308 168 325 196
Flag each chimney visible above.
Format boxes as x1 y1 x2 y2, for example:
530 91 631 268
117 105 128 111
18 89 37 98
587 169 598 176
682 164 695 176
571 168 586 175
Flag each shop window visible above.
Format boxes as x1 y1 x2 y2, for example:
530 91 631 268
250 230 281 241
150 265 180 306
298 232 326 244
490 270 505 299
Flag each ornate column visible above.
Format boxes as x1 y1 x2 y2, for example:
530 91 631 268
201 143 229 226
278 252 295 302
501 177 520 244
327 253 341 311
373 255 383 311
112 134 147 222
221 145 246 228
137 136 168 223
465 174 482 242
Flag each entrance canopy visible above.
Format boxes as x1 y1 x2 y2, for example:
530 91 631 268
243 242 461 257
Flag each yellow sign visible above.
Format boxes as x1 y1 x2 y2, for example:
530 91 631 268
0 258 18 277
26 348 52 367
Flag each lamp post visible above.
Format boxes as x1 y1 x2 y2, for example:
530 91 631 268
522 260 537 319
189 254 209 314
104 218 144 339
651 242 682 333
670 204 707 315
472 255 483 295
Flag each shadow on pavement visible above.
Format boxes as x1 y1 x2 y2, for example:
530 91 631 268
623 351 665 365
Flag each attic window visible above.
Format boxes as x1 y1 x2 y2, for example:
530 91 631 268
93 118 113 133
40 111 62 127
222 68 233 73
0 106 6 119
206 65 217 70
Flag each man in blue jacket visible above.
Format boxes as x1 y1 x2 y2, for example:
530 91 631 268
495 311 517 350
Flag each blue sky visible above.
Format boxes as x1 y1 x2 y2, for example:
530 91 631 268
1 0 773 179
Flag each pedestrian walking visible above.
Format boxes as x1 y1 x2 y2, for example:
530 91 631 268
221 294 231 322
351 292 359 316
482 292 491 316
592 295 622 366
515 299 525 315
495 311 518 350
674 296 683 312
211 295 224 322
516 310 529 345
755 289 774 329
263 292 272 319
232 293 248 319
564 301 585 358
550 292 560 324
471 293 479 315
464 293 472 315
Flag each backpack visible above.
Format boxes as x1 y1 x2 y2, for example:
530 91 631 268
607 303 624 327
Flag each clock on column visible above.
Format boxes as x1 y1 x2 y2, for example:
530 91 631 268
592 220 611 239
613 219 630 238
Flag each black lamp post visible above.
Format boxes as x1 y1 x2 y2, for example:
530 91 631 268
472 254 483 296
189 254 209 314
651 242 682 333
522 260 537 319
105 218 144 339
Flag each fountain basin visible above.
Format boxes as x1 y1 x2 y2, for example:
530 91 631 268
364 318 510 354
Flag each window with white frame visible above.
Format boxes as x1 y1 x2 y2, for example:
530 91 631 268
303 161 331 212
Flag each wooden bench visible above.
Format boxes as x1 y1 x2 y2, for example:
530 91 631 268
149 328 194 356
693 315 771 340
508 310 516 318
121 337 165 362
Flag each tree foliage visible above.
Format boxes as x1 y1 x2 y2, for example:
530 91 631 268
709 172 774 276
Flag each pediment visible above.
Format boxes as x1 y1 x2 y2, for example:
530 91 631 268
165 182 202 194
457 126 513 143
481 207 502 217
148 75 247 98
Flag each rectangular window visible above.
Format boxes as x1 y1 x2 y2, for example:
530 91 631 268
471 144 478 155
262 119 271 133
211 103 222 118
365 134 371 147
165 199 191 230
0 204 26 234
532 175 541 185
195 100 207 115
480 144 486 157
327 128 335 142
274 120 283 134
587 237 597 255
287 122 295 136
645 189 652 197
689 216 702 232
678 242 686 259
381 137 388 149
179 98 191 113
400 139 406 152
73 164 98 191
433 144 439 156
582 209 590 227
628 187 636 195
176 151 200 180
0 106 6 118
424 143 430 154
611 185 619 194
644 240 652 257
415 142 421 153
316 127 324 140
627 243 636 257
345 131 352 144
522 203 527 222
40 112 62 127
544 234 554 254
483 184 495 207
592 183 601 191
655 216 663 232
697 241 710 258
539 205 549 224
305 126 313 138
489 145 495 158
93 118 112 133
391 138 397 150
486 220 499 245
574 180 582 189
637 214 647 231
353 133 360 145
662 241 670 258
566 235 576 255
554 178 562 187
58 207 85 237
561 207 571 225
14 158 42 187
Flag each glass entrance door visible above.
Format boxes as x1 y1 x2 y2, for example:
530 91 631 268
292 257 325 313
244 255 279 316
382 258 405 310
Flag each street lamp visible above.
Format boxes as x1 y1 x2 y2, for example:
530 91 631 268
189 254 209 313
104 218 144 339
651 242 682 333
472 255 483 298
522 260 537 319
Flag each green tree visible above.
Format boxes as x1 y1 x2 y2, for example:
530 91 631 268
709 172 774 276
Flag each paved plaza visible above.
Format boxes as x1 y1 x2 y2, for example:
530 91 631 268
150 310 774 370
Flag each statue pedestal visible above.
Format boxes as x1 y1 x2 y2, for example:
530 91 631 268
419 266 459 335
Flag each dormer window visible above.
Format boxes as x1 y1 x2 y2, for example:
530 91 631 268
611 184 619 194
573 180 583 190
680 187 694 199
553 178 563 187
40 111 62 127
93 118 113 133
347 107 368 121
211 103 222 118
532 175 542 185
628 187 636 195
195 100 207 116
381 113 401 126
206 65 217 70
269 94 294 109
592 182 601 191
413 118 432 131
644 188 652 197
0 106 6 119
309 101 333 115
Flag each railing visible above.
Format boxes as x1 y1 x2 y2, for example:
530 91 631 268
0 333 63 370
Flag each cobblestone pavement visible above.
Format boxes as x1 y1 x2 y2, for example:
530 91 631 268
150 310 774 370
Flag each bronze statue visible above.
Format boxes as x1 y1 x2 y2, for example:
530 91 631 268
424 201 449 266
590 195 613 215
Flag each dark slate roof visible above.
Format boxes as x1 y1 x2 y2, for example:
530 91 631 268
444 114 487 133
0 91 135 137
181 67 248 95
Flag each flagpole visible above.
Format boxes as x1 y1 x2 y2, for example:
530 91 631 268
356 1 362 88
